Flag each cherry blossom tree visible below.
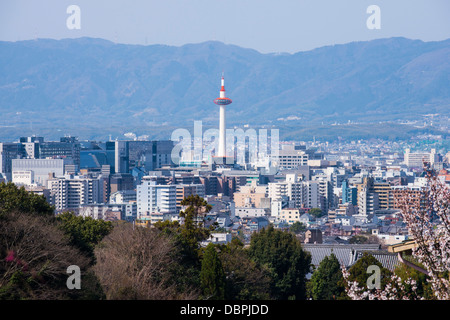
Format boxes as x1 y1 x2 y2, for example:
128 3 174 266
341 163 449 300
396 164 450 300
340 264 422 300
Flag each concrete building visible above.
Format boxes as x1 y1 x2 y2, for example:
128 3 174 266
233 183 268 208
12 158 65 187
357 186 380 216
235 207 268 218
275 145 309 169
280 208 302 225
268 175 321 211
0 142 23 181
137 179 177 217
79 203 137 222
48 174 102 212
176 183 205 211
109 189 137 204
115 140 129 174
12 170 33 186
404 148 440 168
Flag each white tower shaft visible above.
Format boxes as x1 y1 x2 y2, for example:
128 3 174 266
218 105 226 157
214 76 231 159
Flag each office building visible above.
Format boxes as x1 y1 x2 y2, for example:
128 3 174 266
48 175 102 212
137 179 177 217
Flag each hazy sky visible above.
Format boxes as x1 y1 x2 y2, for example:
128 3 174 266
1 0 449 53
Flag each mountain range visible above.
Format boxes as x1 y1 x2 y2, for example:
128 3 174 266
0 37 449 141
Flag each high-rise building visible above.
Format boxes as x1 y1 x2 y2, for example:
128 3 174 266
268 174 320 210
342 180 358 205
372 182 393 210
39 138 81 168
114 140 129 174
137 179 177 217
357 186 380 216
0 143 23 181
175 184 205 211
48 175 102 212
19 136 43 159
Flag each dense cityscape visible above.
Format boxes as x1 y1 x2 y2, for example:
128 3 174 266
1 109 449 274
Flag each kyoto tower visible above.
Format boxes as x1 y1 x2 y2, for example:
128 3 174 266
213 75 232 159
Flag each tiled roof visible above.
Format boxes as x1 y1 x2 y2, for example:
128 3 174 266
302 244 381 268
303 243 401 272
353 250 401 272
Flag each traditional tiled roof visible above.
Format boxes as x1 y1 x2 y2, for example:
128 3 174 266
352 250 401 272
302 243 381 268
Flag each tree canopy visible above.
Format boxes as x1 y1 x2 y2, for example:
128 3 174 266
309 253 347 300
0 182 54 218
56 212 114 259
247 225 312 300
200 243 225 300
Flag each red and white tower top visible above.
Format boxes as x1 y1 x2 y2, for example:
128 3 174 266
214 76 232 106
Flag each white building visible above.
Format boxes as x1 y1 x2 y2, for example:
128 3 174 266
268 175 321 212
48 174 102 212
201 232 232 246
235 207 268 218
12 158 65 187
275 145 308 169
79 203 137 221
404 148 439 168
137 180 177 218
12 170 34 186
109 189 137 204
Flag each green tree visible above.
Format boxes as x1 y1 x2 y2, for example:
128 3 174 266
248 225 312 300
347 252 391 290
290 221 307 234
200 243 225 300
56 212 113 260
178 195 213 257
218 239 271 300
0 181 54 218
349 234 380 244
309 253 347 300
393 255 434 300
154 195 214 294
309 208 323 218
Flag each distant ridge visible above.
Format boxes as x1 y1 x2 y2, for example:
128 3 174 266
0 37 449 140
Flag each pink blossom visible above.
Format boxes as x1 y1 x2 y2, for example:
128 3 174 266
5 250 15 262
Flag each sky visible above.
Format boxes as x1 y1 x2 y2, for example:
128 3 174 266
0 0 449 53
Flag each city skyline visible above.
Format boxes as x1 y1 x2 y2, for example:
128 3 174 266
1 1 449 304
